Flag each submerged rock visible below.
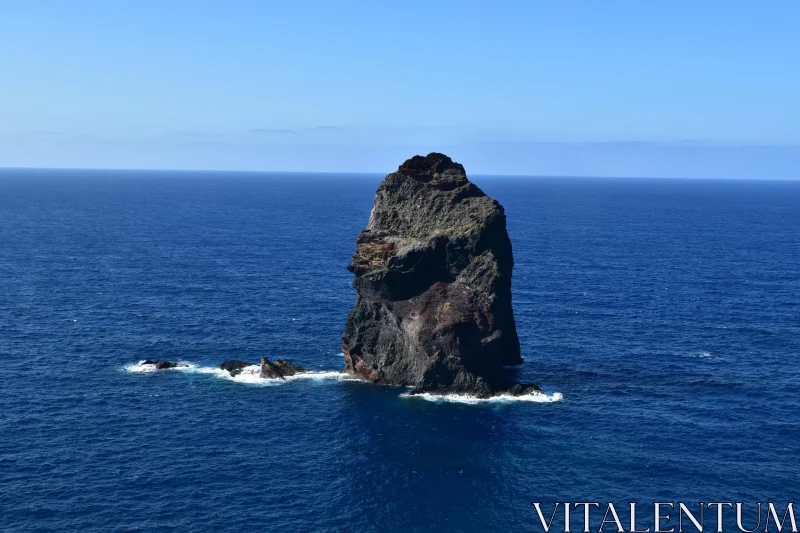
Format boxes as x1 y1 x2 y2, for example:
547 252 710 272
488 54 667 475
218 360 256 377
141 360 189 370
260 357 305 379
341 153 540 398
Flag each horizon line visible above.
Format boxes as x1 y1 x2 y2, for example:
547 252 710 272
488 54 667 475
1 164 798 182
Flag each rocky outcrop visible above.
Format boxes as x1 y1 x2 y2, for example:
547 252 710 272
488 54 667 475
141 360 189 370
218 360 256 377
341 153 540 398
260 357 305 379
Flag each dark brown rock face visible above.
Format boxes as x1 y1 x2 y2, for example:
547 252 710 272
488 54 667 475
260 357 305 379
341 153 539 398
218 360 256 377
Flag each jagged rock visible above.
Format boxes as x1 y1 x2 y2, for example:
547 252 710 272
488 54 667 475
260 357 305 379
141 360 189 370
341 153 540 398
218 360 256 377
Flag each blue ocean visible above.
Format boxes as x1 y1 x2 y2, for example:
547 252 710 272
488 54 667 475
1 169 798 532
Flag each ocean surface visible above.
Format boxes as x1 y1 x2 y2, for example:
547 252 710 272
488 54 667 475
1 169 799 532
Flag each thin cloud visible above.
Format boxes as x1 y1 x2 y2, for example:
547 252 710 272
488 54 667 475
251 128 297 135
161 130 221 139
303 126 346 132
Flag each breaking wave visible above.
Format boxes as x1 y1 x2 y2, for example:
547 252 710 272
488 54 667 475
399 390 564 404
197 365 349 385
125 361 349 385
124 361 561 402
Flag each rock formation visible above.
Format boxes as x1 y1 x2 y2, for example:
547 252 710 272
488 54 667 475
217 359 305 379
141 359 189 370
341 153 540 398
218 358 306 379
260 357 305 379
218 360 255 377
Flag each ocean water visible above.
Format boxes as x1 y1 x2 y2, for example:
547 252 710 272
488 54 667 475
1 169 799 532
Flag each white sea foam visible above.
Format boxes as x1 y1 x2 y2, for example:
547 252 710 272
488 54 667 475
124 360 197 373
196 364 268 384
699 352 712 358
197 365 350 385
284 371 349 382
400 390 564 404
125 359 350 384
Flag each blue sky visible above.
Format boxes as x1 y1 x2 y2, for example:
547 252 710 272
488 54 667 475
1 1 798 178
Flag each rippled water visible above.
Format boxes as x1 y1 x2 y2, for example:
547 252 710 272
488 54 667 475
1 169 799 532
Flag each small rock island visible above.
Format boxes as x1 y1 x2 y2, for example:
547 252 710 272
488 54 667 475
218 358 306 379
341 153 540 398
141 359 189 370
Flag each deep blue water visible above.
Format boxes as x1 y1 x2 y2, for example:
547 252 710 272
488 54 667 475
1 169 799 532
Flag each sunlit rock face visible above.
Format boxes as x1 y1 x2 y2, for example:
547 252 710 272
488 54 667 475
341 153 539 398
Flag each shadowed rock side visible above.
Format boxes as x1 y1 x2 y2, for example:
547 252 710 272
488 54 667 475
341 153 540 398
260 357 305 379
218 360 255 377
218 358 306 378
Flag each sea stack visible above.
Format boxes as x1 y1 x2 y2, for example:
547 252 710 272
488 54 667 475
341 153 540 397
